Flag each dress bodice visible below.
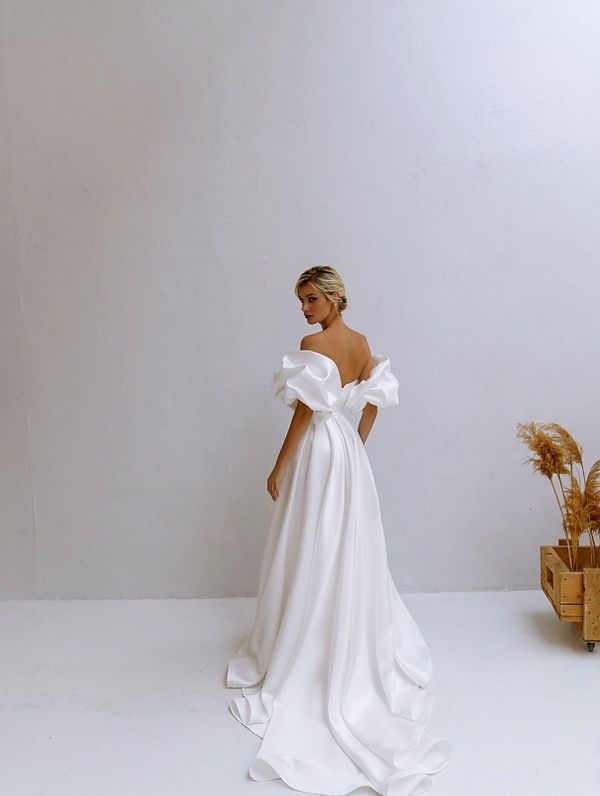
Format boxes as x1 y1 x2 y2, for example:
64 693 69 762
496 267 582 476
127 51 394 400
271 349 399 424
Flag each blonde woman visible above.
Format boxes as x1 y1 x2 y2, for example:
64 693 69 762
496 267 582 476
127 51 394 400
226 266 452 795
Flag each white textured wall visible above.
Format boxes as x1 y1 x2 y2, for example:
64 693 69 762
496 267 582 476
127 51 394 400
2 1 600 598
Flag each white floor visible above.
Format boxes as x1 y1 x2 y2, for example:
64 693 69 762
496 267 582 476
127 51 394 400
0 590 598 796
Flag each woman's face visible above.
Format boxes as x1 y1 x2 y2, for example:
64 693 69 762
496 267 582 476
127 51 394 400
298 284 337 324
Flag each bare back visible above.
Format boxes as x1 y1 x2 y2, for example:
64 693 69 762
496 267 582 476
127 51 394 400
300 328 373 387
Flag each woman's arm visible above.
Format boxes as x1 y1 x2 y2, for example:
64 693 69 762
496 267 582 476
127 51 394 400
355 336 377 444
267 402 313 501
357 403 378 444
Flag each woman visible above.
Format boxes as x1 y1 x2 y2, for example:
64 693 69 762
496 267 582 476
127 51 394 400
226 266 452 795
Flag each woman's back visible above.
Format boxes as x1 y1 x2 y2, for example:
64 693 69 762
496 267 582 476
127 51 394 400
299 327 374 386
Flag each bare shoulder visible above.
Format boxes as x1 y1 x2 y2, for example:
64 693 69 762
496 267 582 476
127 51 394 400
357 333 374 382
299 332 323 352
357 331 371 353
300 329 367 354
347 330 371 358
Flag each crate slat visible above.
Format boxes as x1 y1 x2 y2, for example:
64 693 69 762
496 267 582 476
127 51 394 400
540 545 600 642
583 568 600 640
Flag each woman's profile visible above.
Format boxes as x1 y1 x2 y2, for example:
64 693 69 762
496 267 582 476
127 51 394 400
226 265 452 795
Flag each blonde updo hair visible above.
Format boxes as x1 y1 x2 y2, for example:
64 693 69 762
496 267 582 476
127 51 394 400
294 265 348 313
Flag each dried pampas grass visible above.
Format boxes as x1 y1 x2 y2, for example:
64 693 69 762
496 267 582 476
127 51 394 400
542 423 585 476
516 422 569 479
516 421 600 570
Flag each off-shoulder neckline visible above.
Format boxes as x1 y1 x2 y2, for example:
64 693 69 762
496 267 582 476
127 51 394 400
290 349 357 388
293 349 384 390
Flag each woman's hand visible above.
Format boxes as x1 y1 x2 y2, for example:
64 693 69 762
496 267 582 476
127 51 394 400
267 463 285 501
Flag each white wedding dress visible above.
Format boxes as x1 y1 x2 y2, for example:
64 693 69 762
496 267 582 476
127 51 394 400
226 349 452 796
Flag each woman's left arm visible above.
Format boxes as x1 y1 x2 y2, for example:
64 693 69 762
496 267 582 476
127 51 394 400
267 402 313 501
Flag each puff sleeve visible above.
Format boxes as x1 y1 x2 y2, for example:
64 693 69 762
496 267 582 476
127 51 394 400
271 351 340 412
345 355 400 414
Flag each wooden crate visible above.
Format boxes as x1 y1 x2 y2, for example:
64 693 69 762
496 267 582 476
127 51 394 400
540 539 600 644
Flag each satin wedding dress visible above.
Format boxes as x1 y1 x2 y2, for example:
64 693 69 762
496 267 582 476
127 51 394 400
226 349 452 796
